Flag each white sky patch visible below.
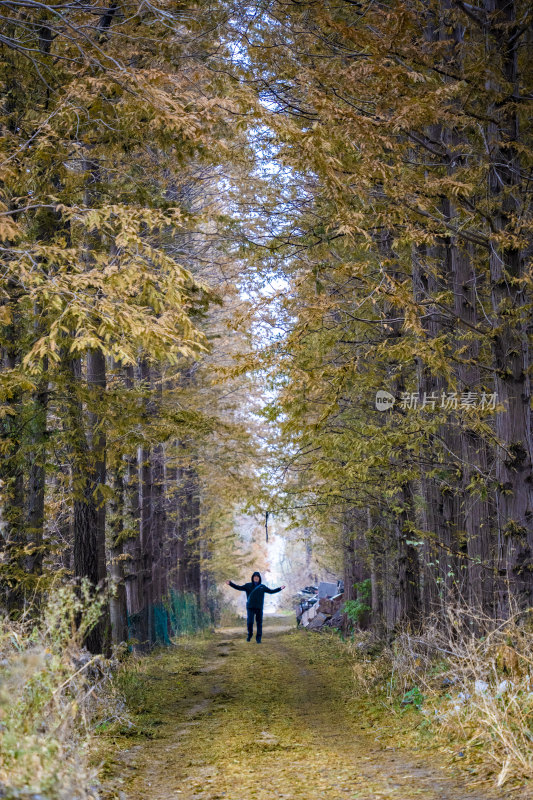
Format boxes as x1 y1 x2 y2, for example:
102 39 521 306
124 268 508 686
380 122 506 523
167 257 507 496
263 531 286 612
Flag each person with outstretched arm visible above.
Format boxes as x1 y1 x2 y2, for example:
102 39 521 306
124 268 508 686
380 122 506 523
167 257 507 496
227 571 286 642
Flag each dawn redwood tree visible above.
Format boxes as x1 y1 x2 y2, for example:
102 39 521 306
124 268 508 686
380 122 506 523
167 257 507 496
237 0 532 628
0 0 256 648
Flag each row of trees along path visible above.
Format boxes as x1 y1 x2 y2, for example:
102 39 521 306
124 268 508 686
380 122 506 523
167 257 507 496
0 0 531 778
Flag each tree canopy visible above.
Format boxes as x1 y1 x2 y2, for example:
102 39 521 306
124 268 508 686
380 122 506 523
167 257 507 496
1 0 532 647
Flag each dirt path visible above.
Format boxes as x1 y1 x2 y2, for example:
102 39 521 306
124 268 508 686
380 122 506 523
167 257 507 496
100 618 510 800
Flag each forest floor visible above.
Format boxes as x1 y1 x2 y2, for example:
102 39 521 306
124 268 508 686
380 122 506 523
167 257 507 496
98 617 520 800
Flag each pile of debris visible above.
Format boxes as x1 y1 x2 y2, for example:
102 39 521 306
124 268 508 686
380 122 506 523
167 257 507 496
296 581 344 631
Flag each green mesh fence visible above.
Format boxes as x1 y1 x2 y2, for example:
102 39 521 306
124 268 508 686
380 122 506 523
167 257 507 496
165 589 210 636
154 604 172 646
127 589 211 648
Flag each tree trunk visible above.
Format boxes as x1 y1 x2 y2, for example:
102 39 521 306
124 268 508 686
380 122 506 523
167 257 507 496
366 507 384 633
26 334 48 580
86 349 107 586
485 0 533 614
451 241 495 615
68 352 109 654
109 468 128 647
395 483 421 629
1 285 25 614
151 369 165 610
139 360 154 645
341 507 371 631
123 366 142 621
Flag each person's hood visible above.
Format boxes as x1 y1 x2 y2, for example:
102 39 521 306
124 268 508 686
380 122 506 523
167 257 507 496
251 571 262 584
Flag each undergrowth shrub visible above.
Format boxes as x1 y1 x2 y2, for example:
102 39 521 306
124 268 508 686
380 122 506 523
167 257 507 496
349 607 533 790
0 582 125 799
342 580 372 626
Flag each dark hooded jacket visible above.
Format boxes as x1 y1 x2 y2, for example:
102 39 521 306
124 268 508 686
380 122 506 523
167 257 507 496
228 571 282 610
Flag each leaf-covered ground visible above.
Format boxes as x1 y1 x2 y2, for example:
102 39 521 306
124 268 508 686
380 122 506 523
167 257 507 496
99 617 512 800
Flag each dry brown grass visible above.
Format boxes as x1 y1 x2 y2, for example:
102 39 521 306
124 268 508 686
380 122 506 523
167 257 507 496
348 608 533 790
0 583 125 799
